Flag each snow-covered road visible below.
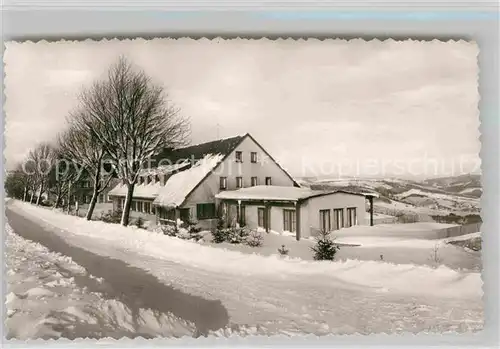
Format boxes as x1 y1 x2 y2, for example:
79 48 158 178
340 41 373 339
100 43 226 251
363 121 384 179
4 223 201 339
6 200 484 337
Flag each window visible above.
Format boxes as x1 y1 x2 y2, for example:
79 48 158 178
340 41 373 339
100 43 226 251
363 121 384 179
197 203 217 220
99 194 104 203
144 202 151 214
346 207 357 227
137 201 143 212
237 205 246 226
258 208 265 228
251 177 258 186
236 177 243 189
333 208 344 230
251 152 258 163
283 209 296 232
220 177 227 190
319 209 331 233
180 208 191 222
265 177 272 185
235 151 243 162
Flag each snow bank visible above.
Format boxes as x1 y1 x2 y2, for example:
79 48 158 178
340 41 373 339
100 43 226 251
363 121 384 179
11 201 482 301
5 223 197 339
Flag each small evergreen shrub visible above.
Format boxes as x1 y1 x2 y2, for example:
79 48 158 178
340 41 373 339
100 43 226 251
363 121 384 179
246 230 264 247
134 216 145 229
184 219 203 241
277 244 289 256
228 227 249 244
311 230 339 261
212 228 230 244
100 209 122 224
160 223 179 237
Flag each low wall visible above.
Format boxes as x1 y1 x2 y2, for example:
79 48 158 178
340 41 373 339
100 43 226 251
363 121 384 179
435 223 482 239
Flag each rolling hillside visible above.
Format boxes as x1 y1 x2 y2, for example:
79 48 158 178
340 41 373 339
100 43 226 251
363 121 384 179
298 175 481 222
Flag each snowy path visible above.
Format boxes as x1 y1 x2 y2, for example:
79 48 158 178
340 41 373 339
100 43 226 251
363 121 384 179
6 201 484 336
4 223 207 339
6 208 229 338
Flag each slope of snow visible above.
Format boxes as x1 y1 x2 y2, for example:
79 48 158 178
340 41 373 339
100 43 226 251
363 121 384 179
12 201 482 300
153 154 224 208
5 223 196 339
9 201 484 335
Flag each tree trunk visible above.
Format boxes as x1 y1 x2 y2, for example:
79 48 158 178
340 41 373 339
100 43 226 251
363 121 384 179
23 186 28 201
66 182 72 214
54 194 61 208
86 189 99 221
86 166 102 221
36 183 44 205
120 183 135 226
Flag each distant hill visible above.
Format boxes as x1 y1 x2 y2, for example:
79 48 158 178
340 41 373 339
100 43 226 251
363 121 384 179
298 174 481 220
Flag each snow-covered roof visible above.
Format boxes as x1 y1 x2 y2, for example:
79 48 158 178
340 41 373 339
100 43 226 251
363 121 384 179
108 182 163 199
215 186 365 202
138 161 190 176
153 154 224 208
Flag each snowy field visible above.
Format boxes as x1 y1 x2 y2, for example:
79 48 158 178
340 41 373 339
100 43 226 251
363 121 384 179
4 223 197 339
201 223 482 272
7 200 484 336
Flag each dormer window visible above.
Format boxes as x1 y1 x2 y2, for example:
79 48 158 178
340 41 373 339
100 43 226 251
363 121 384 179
235 151 243 163
251 152 258 163
138 177 142 185
236 177 243 189
265 177 272 185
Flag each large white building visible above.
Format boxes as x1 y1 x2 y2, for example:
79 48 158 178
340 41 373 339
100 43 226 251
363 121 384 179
108 133 375 240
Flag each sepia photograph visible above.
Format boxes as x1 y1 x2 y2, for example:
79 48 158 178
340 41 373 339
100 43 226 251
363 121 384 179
3 38 482 339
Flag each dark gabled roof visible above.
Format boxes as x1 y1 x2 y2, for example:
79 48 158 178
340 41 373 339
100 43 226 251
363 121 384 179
154 134 245 165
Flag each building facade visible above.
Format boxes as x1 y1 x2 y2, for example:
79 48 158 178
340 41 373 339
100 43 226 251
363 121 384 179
108 133 374 238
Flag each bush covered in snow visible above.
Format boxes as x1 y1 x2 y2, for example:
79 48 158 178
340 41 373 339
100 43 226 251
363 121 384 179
134 216 146 229
99 210 122 224
180 219 204 242
311 230 339 261
246 230 264 247
212 226 250 244
277 244 289 256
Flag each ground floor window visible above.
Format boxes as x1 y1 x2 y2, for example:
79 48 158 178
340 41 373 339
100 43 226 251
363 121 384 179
197 203 216 220
258 207 265 228
180 208 191 222
237 205 246 226
319 209 331 233
283 209 296 232
333 208 344 230
137 201 143 212
144 201 151 214
346 207 357 227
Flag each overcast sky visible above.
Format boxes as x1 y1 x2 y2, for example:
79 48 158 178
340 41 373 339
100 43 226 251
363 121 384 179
4 38 480 179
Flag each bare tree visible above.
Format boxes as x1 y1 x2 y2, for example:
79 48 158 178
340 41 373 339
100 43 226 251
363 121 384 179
75 56 190 226
58 122 114 220
26 143 56 205
47 146 83 210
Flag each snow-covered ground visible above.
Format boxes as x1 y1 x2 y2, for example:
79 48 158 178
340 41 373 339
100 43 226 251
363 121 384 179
7 200 484 335
200 223 481 272
4 223 197 339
